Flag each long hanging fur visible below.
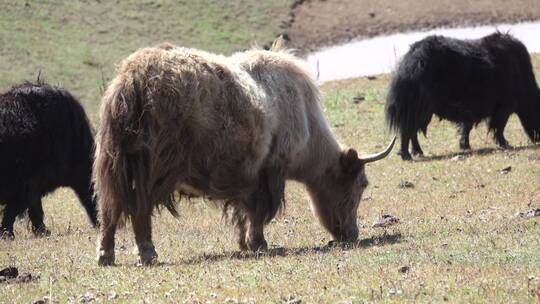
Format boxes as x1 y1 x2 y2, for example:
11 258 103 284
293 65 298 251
93 59 179 222
94 42 313 224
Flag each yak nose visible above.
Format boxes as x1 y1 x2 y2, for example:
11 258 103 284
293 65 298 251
333 223 359 243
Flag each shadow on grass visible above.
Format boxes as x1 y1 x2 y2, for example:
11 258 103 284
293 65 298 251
182 232 402 265
415 143 540 162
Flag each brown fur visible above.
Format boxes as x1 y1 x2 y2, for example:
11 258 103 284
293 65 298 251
94 39 393 265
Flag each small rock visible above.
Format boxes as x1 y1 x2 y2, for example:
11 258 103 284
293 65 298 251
500 166 512 174
0 267 18 280
353 95 365 104
398 265 410 273
388 288 402 296
398 181 414 189
286 298 301 304
79 292 96 303
16 273 37 283
518 208 540 219
368 12 376 18
108 291 118 300
372 214 400 228
451 155 465 161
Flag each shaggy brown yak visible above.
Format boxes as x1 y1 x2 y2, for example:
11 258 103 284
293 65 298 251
94 39 395 266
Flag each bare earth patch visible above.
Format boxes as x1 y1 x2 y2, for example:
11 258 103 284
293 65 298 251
286 0 540 51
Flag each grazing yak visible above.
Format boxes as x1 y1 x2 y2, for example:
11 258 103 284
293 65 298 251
0 81 98 238
385 32 540 160
94 40 395 266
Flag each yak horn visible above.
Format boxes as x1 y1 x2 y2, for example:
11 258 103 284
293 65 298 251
359 136 396 164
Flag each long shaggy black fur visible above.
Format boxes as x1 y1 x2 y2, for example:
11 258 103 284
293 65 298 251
385 32 540 160
0 81 98 238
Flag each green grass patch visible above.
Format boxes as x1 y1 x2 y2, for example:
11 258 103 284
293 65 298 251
0 0 292 121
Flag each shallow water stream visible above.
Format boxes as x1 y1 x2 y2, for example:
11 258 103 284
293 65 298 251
306 21 540 82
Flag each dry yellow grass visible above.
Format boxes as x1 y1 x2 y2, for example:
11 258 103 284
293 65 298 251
1 56 539 304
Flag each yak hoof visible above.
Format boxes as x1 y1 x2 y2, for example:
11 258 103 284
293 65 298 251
498 142 511 149
0 228 14 240
246 237 268 252
238 238 248 251
459 143 471 150
97 250 115 266
32 226 51 237
397 151 412 161
137 247 158 266
411 150 424 157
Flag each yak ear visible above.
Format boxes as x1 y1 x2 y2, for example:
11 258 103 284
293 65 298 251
340 148 363 175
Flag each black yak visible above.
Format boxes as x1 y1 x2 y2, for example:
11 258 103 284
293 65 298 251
385 32 540 160
94 40 395 266
0 81 98 238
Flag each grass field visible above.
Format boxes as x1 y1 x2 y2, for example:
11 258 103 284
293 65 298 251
2 57 540 302
0 0 292 121
1 1 540 303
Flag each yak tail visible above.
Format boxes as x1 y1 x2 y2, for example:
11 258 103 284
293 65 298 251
385 72 431 137
93 75 178 224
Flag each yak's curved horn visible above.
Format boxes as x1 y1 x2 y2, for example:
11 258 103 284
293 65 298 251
359 136 396 164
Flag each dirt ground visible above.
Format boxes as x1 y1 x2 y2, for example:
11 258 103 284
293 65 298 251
286 0 540 51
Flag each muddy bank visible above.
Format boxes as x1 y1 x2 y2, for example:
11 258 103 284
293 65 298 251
285 0 540 52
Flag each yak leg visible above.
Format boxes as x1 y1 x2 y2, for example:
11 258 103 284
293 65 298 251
243 169 284 251
234 169 284 252
236 215 248 251
410 134 424 156
490 112 511 149
97 209 121 266
0 191 31 239
458 122 473 150
28 200 51 237
0 203 24 240
235 201 268 252
244 212 268 251
397 133 412 161
132 210 157 266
